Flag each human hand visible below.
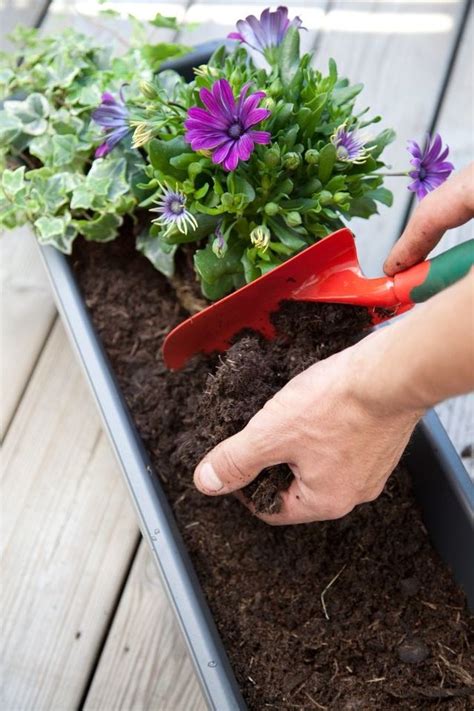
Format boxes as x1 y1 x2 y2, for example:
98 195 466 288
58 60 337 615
384 162 474 276
193 328 424 525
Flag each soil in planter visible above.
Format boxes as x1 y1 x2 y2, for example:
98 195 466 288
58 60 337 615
73 235 473 710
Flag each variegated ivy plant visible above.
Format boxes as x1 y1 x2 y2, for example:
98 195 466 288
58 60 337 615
0 7 452 299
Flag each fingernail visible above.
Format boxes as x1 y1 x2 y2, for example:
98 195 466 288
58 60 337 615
197 462 223 492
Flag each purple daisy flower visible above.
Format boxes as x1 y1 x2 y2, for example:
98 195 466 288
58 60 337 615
92 88 131 158
407 133 454 200
331 123 368 164
184 79 271 172
228 6 303 55
150 183 198 237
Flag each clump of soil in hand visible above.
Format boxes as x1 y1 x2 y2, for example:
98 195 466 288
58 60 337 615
174 301 371 513
73 236 473 710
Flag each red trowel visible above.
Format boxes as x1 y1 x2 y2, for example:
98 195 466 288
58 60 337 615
163 228 473 370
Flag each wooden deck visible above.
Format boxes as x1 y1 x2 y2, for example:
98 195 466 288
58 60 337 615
1 1 472 708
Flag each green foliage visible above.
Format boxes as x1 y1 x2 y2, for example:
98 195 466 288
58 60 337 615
0 13 397 299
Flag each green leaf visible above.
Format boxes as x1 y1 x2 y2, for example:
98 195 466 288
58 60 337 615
268 217 307 251
74 213 123 242
149 13 179 30
148 136 192 179
348 196 378 219
367 128 396 159
332 83 363 107
35 213 77 253
136 231 177 277
194 238 244 285
278 26 300 83
2 166 25 196
200 275 234 300
318 143 337 184
367 187 393 207
141 43 190 71
70 183 94 210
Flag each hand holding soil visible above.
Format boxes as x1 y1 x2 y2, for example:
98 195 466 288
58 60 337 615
195 166 474 524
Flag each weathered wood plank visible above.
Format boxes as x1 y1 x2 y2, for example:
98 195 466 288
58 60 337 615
84 542 206 711
313 0 466 275
427 8 473 477
0 229 56 440
1 321 139 710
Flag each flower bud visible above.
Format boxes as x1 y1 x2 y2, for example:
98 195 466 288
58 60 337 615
262 96 276 112
264 202 279 216
132 123 153 148
221 192 234 208
268 78 283 97
139 79 158 99
319 190 332 205
264 145 280 167
334 191 349 204
230 68 243 84
305 149 319 165
250 225 271 251
282 152 301 170
261 175 272 190
212 226 226 258
284 211 302 227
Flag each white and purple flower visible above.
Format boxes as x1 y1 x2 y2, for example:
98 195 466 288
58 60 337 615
150 183 198 237
407 133 454 200
92 89 131 158
228 6 303 55
184 79 271 172
331 123 368 164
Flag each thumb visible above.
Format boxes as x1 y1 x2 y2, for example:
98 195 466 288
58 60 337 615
194 415 283 496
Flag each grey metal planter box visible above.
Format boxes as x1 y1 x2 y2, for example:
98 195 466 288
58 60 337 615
37 47 473 711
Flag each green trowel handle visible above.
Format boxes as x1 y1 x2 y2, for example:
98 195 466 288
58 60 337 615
394 239 474 304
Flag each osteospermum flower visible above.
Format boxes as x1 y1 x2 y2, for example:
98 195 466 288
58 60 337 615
407 133 454 200
331 123 368 164
92 89 131 158
228 6 303 55
150 183 198 236
184 79 271 172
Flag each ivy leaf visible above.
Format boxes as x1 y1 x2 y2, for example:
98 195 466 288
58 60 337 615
0 111 22 144
4 93 49 136
35 213 77 253
2 166 25 196
136 231 177 277
74 213 123 242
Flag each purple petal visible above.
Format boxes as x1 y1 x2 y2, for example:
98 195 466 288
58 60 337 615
223 146 240 172
248 130 271 144
227 31 244 41
236 133 254 161
212 79 236 120
424 133 442 163
241 91 266 117
95 142 110 158
186 106 228 129
212 140 234 165
243 107 270 129
186 132 227 150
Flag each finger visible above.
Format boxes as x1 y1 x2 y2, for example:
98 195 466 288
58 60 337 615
384 164 474 276
249 477 355 526
193 412 288 496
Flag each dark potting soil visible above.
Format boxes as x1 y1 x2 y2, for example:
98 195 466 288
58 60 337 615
72 235 473 709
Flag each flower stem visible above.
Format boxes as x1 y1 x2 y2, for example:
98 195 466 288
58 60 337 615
376 171 409 177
